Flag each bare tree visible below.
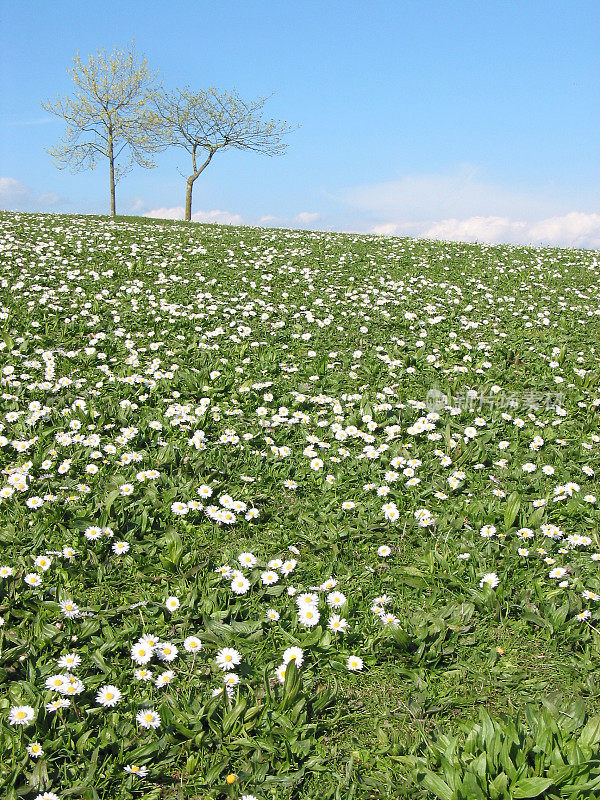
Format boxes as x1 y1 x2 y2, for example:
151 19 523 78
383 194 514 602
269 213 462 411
41 42 161 216
153 88 295 221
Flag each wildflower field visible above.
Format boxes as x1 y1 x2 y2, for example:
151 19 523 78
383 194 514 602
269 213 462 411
1 210 600 800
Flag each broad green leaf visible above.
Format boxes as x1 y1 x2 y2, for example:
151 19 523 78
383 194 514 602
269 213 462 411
504 492 521 530
579 714 600 748
460 772 486 799
511 777 554 798
422 772 454 800
489 772 509 799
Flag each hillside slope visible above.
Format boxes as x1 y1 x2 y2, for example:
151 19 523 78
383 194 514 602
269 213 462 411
1 211 600 798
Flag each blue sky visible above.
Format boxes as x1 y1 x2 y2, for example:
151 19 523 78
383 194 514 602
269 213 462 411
1 0 599 246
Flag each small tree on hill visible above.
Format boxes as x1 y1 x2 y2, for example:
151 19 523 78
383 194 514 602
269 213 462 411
153 88 294 221
41 42 161 216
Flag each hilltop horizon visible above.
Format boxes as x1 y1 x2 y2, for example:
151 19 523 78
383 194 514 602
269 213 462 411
2 208 599 253
1 1 599 249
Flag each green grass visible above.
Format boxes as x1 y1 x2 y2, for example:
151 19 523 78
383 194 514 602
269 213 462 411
0 210 599 799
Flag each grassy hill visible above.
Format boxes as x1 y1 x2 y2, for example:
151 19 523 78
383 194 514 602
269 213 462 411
1 211 599 799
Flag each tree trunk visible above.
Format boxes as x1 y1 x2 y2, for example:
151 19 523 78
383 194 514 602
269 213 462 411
185 149 215 221
108 132 116 217
109 159 116 217
185 178 194 222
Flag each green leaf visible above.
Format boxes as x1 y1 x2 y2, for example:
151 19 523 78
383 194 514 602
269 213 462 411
511 777 554 798
85 745 100 783
504 492 521 530
579 714 600 748
104 489 120 513
90 650 111 673
561 698 586 733
460 772 486 799
281 658 301 708
76 729 94 755
222 697 247 735
560 774 600 793
30 758 49 790
489 772 509 799
132 738 165 759
204 760 228 784
389 627 414 652
524 611 552 631
422 772 454 800
163 527 183 565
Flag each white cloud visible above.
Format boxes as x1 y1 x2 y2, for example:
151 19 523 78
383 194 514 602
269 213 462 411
144 207 322 229
338 166 600 248
192 209 244 225
421 216 527 244
0 177 30 205
294 211 319 225
527 212 600 249
0 177 61 210
371 221 416 236
144 206 186 220
0 117 57 126
35 192 61 207
338 165 576 222
128 197 147 214
258 213 321 228
371 213 600 249
144 206 244 225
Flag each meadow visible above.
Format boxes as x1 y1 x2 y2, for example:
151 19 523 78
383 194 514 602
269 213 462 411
1 210 600 799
